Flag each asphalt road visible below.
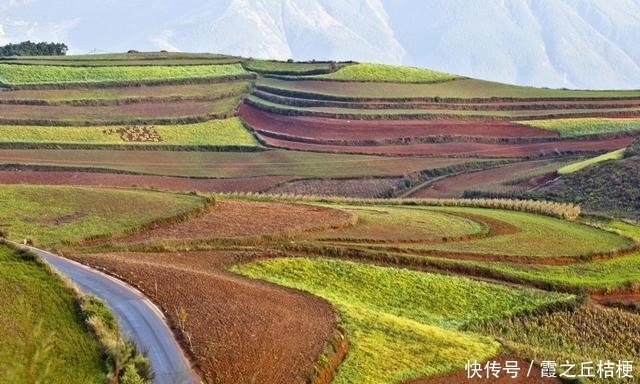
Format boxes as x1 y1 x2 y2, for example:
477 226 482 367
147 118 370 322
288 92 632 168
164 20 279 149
24 245 199 384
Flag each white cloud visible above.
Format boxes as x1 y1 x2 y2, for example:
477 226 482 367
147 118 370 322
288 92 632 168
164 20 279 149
149 29 180 52
0 24 9 45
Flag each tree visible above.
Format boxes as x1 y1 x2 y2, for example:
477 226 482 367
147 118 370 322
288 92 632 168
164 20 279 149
0 41 68 56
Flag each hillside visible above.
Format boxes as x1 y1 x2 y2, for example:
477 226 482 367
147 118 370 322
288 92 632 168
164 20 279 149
539 147 640 221
0 53 639 210
1 53 639 384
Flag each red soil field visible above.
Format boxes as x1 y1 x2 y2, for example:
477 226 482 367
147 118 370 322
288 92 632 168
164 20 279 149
113 200 355 244
410 160 564 198
75 251 337 384
407 356 562 384
0 170 288 192
259 133 634 158
240 103 558 143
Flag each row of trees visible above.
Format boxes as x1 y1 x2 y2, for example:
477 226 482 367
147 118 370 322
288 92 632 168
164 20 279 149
0 41 68 56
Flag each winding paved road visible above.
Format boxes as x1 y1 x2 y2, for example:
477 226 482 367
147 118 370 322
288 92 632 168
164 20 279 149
23 245 199 384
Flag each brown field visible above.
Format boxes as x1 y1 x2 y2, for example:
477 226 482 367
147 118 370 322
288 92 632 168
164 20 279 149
255 87 640 111
0 81 250 102
0 98 238 124
265 177 403 198
0 169 288 192
257 77 640 100
111 200 356 244
240 103 558 143
410 159 568 198
74 250 337 384
259 133 634 158
0 149 475 178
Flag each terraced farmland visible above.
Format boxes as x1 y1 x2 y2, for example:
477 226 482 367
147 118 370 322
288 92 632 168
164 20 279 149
1 53 639 384
242 73 640 158
6 191 640 384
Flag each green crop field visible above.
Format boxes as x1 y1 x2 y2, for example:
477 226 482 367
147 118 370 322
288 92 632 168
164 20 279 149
382 207 634 258
557 148 626 174
0 63 249 85
0 81 251 103
521 117 640 137
454 250 640 292
0 118 258 147
312 205 632 258
0 51 241 64
234 257 572 383
467 304 640 384
0 185 207 245
0 244 105 383
313 63 459 83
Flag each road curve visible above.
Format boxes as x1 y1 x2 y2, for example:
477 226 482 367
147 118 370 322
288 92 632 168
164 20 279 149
23 245 199 384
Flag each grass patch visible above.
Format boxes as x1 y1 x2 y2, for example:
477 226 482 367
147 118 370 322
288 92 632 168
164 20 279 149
521 118 640 137
0 185 207 245
0 81 251 102
309 205 486 242
0 63 249 85
405 207 633 258
0 244 105 383
557 148 626 174
314 63 459 83
0 118 258 147
460 251 640 292
233 257 572 383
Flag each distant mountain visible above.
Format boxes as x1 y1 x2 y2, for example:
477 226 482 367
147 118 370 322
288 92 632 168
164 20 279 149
2 0 640 89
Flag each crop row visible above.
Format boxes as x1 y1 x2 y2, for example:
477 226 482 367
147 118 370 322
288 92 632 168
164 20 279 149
257 77 640 101
253 88 640 113
234 257 572 383
0 117 258 148
0 51 240 63
246 94 640 121
557 148 626 174
522 117 640 137
0 96 242 126
0 63 251 86
0 81 252 105
309 63 460 83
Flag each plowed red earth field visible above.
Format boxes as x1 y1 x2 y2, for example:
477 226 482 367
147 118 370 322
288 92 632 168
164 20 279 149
410 160 563 198
75 251 336 384
259 134 634 157
112 200 355 243
0 170 288 192
406 356 562 384
240 103 557 142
